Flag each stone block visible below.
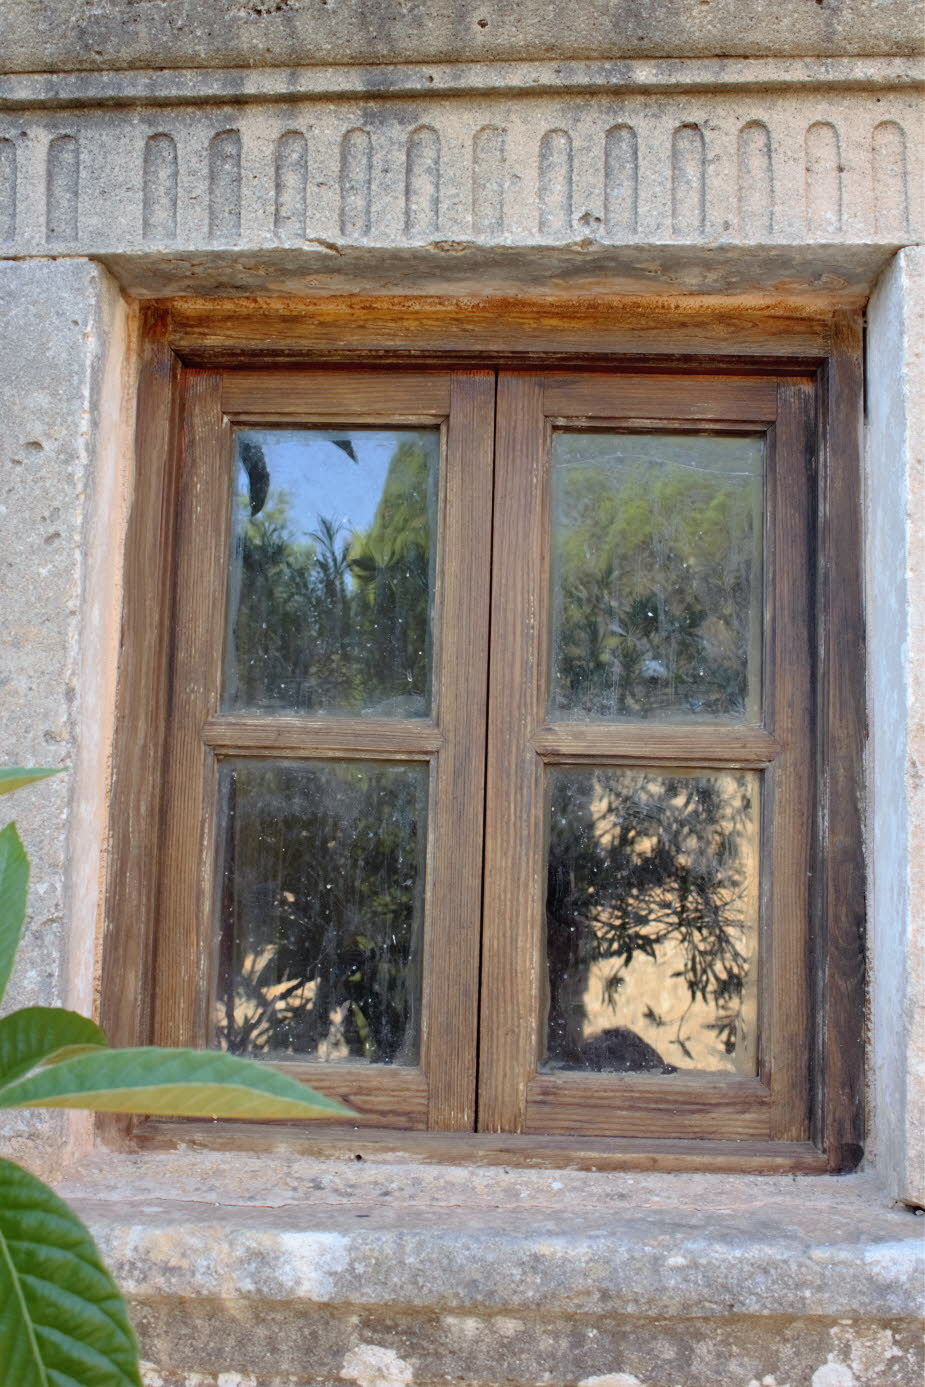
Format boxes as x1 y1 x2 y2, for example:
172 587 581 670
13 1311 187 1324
0 0 922 72
866 246 925 1208
58 1154 925 1386
0 80 920 268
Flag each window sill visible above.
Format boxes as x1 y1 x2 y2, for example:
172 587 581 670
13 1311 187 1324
132 1117 834 1174
58 1152 924 1387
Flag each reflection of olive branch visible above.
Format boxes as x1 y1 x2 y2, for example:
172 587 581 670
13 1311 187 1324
546 771 753 1063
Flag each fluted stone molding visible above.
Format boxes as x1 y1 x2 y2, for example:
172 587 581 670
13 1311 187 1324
0 74 920 259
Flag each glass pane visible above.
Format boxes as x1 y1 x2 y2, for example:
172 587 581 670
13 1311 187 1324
224 427 439 716
213 759 427 1063
543 768 759 1075
549 431 764 721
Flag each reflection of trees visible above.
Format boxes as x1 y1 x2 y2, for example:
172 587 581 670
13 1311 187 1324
228 438 433 714
546 771 753 1068
216 434 432 1060
552 446 758 718
216 761 425 1062
546 439 760 1068
221 433 757 1072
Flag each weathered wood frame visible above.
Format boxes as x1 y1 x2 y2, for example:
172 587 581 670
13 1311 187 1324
101 296 865 1173
150 365 495 1131
478 372 813 1145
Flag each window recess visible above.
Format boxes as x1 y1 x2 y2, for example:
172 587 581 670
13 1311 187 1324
102 302 865 1173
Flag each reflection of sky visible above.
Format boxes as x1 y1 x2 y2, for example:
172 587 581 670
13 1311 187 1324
235 428 437 542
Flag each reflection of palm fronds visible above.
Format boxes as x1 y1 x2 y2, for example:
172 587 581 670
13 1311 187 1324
215 763 423 1065
232 439 433 714
309 514 353 593
240 438 270 515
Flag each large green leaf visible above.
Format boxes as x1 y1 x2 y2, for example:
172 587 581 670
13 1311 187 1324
0 822 28 1007
0 1009 109 1091
0 1046 354 1120
0 768 62 798
0 1157 140 1387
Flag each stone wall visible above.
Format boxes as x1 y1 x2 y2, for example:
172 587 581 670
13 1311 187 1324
56 1152 925 1387
0 2 922 1383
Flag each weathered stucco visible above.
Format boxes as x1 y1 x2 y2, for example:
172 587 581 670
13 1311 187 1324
1 0 923 71
0 2 923 1383
0 258 133 1178
866 246 925 1209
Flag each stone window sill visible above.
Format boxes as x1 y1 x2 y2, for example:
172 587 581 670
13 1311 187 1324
57 1153 925 1387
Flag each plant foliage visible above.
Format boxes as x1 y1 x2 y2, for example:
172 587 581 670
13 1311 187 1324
0 768 353 1386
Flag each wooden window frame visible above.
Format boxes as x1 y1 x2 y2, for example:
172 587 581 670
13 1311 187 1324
480 373 813 1147
157 368 493 1132
101 297 864 1174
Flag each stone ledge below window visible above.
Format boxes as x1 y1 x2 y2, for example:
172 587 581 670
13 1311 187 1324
57 1154 924 1387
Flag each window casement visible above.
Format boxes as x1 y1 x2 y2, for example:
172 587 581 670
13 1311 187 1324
102 300 865 1174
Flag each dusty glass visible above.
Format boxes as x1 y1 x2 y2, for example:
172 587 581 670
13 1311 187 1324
213 759 427 1063
224 427 439 716
549 431 764 721
543 767 759 1075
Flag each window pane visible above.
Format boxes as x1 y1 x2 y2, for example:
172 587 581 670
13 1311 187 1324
549 431 764 721
543 768 759 1075
214 759 427 1063
224 427 439 716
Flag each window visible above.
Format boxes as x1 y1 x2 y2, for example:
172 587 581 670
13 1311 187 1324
103 300 865 1172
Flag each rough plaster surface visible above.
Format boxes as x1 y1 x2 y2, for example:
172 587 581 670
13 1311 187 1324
899 248 925 1211
0 257 130 1177
865 246 925 1208
127 1314 921 1386
0 85 920 265
0 0 922 71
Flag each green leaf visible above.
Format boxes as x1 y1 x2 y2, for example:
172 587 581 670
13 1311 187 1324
0 1046 355 1120
0 1156 140 1387
0 1009 109 1091
0 822 28 1007
0 768 62 798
